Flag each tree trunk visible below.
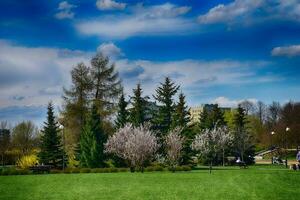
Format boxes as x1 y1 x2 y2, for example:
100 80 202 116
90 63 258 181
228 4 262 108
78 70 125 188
209 161 212 174
223 148 225 167
1 153 4 167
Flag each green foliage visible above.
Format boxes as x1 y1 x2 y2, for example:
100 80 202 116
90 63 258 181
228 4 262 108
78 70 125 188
38 103 67 168
0 128 10 166
79 104 107 168
129 84 148 126
172 93 190 128
153 77 179 135
115 93 129 128
62 62 92 153
90 53 122 118
199 104 226 130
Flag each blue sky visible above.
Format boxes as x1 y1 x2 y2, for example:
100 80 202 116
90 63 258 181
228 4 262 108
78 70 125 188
0 0 300 126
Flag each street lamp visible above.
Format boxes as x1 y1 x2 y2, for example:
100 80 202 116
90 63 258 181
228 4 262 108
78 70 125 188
270 131 275 164
59 124 65 172
285 127 290 168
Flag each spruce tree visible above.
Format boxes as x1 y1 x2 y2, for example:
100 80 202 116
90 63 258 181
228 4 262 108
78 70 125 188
172 93 190 128
115 93 129 128
39 103 67 168
80 104 107 168
199 104 226 130
129 84 148 126
153 77 179 135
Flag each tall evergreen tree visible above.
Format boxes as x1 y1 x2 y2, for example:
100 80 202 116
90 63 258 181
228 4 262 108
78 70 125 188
0 128 10 167
39 103 67 168
129 84 148 126
233 105 255 164
115 93 129 128
80 104 107 168
172 93 190 128
90 53 122 118
62 63 92 153
153 77 179 134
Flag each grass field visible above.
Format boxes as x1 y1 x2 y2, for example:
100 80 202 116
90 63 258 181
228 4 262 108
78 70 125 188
0 166 300 200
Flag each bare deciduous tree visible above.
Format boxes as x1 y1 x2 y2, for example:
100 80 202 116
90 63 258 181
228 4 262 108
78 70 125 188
105 123 159 172
165 127 185 172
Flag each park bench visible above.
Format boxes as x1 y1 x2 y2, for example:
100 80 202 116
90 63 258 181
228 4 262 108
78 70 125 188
29 165 52 173
236 161 247 169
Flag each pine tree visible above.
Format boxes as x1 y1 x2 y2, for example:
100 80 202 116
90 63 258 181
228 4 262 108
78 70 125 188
153 77 179 135
39 103 67 168
129 84 148 126
172 93 190 128
115 93 129 128
80 104 107 168
90 53 122 118
211 104 226 127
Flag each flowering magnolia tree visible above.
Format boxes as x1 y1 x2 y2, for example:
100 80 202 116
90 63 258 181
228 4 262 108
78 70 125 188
165 127 185 172
191 126 232 173
105 123 159 172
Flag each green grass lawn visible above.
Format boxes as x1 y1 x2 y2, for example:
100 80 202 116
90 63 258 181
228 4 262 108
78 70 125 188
0 166 300 200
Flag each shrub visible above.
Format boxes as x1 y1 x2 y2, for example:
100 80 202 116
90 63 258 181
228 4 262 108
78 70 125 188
91 168 103 173
182 165 192 171
80 168 91 173
145 166 154 172
71 168 80 173
50 169 62 174
63 168 73 174
110 168 118 173
16 154 38 169
153 166 164 171
118 168 128 172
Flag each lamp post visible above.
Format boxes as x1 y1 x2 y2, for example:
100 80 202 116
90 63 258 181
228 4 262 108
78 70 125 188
270 131 275 164
59 124 65 172
285 127 290 168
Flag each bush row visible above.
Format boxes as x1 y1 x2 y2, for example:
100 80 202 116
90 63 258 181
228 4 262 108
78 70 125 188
0 165 192 176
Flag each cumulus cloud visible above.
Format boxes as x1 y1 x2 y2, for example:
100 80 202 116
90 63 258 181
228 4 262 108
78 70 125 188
0 40 90 109
97 42 123 58
198 0 300 25
271 45 300 57
96 0 126 10
55 1 77 19
114 59 276 99
76 3 195 38
212 96 258 108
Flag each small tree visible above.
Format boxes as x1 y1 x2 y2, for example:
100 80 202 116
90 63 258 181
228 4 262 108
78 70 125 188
0 128 10 166
80 104 107 168
38 103 67 168
191 127 231 173
217 127 233 166
115 93 129 128
105 124 159 172
165 127 185 172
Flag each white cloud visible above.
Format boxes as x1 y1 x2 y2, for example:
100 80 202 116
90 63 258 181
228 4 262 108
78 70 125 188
198 0 262 24
0 40 90 108
212 96 258 108
114 58 276 100
97 42 123 58
96 0 126 10
271 45 300 57
76 3 195 39
55 1 77 19
198 0 300 25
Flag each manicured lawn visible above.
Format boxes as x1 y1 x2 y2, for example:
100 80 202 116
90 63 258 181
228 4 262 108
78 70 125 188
0 166 300 200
